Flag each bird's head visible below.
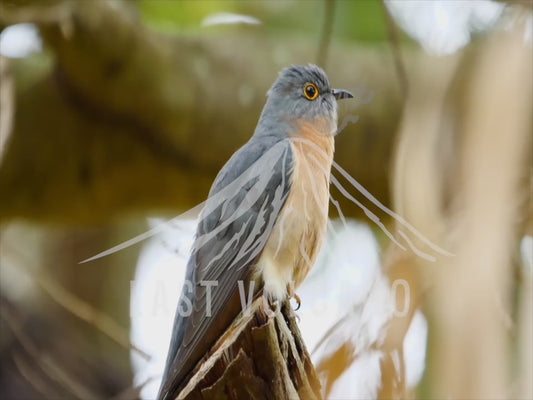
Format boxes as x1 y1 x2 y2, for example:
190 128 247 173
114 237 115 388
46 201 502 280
258 64 353 137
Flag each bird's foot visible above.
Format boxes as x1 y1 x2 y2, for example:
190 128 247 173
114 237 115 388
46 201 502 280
286 282 301 311
262 291 280 318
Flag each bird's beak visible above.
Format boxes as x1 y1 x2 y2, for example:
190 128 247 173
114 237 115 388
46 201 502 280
331 89 354 100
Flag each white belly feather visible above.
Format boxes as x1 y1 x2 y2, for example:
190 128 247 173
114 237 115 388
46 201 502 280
258 137 333 301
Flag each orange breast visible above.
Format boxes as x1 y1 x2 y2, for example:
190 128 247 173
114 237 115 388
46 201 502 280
258 120 334 300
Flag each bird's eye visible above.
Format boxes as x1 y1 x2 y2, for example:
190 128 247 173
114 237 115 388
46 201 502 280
304 83 319 100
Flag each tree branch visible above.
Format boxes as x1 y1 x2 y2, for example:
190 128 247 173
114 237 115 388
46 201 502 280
380 0 408 98
174 298 322 400
0 0 412 223
316 0 336 69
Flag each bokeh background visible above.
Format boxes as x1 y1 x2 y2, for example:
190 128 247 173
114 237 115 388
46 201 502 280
0 1 531 399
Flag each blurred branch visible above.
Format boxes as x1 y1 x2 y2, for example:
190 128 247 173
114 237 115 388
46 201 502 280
0 1 72 26
34 269 151 361
12 352 64 399
0 0 407 223
7 242 150 361
110 376 158 400
380 0 409 98
1 302 99 400
496 0 533 7
316 0 336 68
389 16 532 398
429 23 532 398
0 56 14 166
312 316 360 397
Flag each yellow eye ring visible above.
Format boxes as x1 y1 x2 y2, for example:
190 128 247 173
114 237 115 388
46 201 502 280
304 83 319 100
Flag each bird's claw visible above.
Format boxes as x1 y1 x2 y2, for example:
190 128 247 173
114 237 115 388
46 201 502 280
262 292 280 317
292 293 301 311
286 283 301 311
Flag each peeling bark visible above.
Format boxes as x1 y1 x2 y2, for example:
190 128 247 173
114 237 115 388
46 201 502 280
175 299 321 400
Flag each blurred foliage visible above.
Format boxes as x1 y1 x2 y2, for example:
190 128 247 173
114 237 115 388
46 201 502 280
138 0 391 43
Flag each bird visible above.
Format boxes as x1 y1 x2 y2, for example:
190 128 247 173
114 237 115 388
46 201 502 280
158 64 353 399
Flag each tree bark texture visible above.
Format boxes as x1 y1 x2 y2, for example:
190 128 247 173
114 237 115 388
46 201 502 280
176 299 322 400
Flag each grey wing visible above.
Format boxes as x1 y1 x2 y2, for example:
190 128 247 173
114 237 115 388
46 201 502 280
159 137 294 399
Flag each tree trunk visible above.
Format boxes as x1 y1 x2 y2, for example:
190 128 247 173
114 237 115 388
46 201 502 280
175 298 322 400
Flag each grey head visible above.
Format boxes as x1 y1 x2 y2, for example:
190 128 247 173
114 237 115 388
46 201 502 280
255 64 353 137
